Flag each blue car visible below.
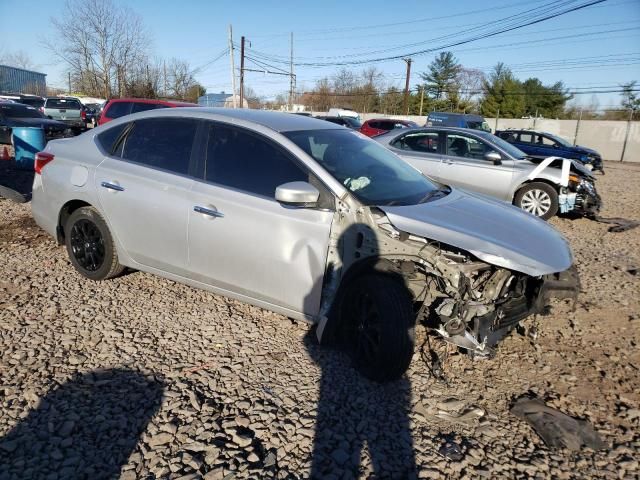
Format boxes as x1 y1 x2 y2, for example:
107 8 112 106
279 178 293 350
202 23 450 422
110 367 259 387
496 129 604 173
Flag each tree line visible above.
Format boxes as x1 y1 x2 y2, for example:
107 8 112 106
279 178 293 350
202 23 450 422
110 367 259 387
296 51 637 120
43 0 205 102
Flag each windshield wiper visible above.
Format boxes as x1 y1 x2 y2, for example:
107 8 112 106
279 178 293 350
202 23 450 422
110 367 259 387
417 186 449 204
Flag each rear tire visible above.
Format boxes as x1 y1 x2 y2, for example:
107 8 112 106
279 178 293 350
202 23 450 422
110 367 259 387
515 182 559 220
65 206 123 280
342 274 415 382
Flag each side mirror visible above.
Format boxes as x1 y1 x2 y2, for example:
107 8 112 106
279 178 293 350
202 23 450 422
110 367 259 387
485 151 502 165
275 181 320 207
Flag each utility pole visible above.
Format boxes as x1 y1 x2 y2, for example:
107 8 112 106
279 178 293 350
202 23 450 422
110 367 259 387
239 36 246 108
621 107 634 162
68 72 71 94
228 25 237 108
419 85 425 117
403 58 412 116
163 60 167 98
289 32 294 111
573 108 583 145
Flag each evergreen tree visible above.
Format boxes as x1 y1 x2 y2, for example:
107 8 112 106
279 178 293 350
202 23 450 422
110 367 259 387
420 52 461 101
522 78 572 118
480 63 525 118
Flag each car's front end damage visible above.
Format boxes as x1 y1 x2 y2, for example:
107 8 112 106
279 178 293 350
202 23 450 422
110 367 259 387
317 187 578 358
528 156 602 217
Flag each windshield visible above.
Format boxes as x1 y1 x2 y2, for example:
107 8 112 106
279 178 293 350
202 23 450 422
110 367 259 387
284 129 442 206
0 104 43 119
546 133 572 148
467 120 492 132
344 117 362 128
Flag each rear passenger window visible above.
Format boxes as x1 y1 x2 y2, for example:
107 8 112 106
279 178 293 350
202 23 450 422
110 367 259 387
204 123 307 198
121 118 197 175
97 122 128 154
392 132 439 153
105 102 131 119
519 133 534 144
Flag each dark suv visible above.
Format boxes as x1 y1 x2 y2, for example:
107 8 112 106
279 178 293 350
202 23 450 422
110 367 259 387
496 129 604 173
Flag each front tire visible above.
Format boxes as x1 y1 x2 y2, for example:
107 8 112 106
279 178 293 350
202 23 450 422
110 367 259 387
65 206 123 280
342 274 415 382
515 182 559 220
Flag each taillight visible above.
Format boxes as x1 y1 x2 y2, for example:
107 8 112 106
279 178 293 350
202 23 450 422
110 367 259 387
81 109 87 120
34 152 54 174
38 106 44 114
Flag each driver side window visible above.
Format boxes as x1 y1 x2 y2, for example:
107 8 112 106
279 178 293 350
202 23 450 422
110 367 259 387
538 135 556 147
446 134 492 160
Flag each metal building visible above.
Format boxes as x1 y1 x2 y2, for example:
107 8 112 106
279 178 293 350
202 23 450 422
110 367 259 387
0 65 47 96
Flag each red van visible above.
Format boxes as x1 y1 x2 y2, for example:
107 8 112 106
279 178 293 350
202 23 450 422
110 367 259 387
98 98 199 125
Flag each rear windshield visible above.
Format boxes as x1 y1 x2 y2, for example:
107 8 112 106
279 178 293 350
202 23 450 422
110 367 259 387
46 98 82 109
0 103 43 118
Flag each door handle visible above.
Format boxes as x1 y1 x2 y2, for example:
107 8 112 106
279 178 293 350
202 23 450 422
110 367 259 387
443 159 454 165
101 181 124 192
194 205 224 218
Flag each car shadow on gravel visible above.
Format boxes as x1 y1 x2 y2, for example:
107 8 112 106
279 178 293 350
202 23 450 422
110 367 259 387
0 368 164 480
0 160 34 203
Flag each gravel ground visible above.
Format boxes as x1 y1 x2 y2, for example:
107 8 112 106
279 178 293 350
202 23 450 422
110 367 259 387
0 161 639 479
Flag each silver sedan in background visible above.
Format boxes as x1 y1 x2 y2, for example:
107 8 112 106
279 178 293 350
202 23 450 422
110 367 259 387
31 109 576 381
375 127 601 220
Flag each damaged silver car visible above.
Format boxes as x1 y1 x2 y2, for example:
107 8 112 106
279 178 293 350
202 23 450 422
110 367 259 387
31 109 578 382
374 127 601 220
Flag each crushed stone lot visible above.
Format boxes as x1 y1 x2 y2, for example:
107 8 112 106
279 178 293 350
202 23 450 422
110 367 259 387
0 162 639 479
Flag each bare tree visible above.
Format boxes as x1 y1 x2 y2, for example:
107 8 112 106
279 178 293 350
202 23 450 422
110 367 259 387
45 0 149 98
0 50 36 70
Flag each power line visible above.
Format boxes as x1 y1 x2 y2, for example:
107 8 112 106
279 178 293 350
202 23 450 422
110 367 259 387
244 0 609 67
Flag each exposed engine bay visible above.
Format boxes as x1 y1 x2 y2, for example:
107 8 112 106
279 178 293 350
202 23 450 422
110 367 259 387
317 202 579 357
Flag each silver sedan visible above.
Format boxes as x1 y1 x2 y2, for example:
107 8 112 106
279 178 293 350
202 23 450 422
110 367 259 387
374 127 601 220
32 109 576 381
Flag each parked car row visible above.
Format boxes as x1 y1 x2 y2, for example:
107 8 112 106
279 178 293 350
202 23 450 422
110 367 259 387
32 108 580 382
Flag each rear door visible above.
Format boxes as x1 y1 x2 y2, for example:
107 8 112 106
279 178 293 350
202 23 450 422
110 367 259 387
387 130 444 181
516 132 544 159
95 116 199 274
439 132 514 200
186 121 334 315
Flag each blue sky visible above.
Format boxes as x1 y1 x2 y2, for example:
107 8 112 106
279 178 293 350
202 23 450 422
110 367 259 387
1 0 639 108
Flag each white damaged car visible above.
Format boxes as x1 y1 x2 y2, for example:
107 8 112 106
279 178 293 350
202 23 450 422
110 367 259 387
375 126 602 220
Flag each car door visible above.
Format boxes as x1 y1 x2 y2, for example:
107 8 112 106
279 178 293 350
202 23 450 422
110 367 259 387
517 132 544 159
95 117 199 274
439 132 514 200
187 121 334 315
536 134 564 158
388 130 444 181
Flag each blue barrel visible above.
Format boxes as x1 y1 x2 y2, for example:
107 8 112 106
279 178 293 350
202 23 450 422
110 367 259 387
12 127 46 170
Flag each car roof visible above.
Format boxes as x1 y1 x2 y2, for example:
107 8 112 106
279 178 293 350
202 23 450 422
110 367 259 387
107 97 198 106
111 107 341 133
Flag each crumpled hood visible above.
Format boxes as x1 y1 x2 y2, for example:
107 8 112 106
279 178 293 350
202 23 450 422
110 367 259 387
379 189 573 276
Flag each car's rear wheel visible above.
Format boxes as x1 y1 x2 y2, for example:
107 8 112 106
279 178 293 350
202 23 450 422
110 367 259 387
342 274 415 382
65 206 123 280
515 182 559 220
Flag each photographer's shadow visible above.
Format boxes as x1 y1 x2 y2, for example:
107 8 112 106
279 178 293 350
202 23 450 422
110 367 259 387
304 223 417 479
0 368 164 480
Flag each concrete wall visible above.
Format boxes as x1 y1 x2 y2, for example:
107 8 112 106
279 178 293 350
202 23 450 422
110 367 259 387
335 112 640 163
